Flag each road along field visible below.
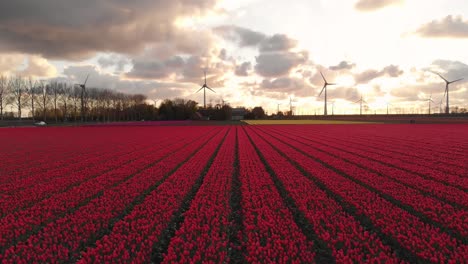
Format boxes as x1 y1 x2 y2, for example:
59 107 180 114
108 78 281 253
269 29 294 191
0 124 467 263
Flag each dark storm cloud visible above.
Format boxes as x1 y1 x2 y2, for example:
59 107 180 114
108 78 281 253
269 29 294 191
354 0 404 12
355 64 403 83
235 62 252 76
254 51 308 77
415 15 468 38
0 0 218 59
213 25 266 47
329 61 356 71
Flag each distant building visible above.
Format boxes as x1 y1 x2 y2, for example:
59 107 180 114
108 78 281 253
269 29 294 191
231 108 246 121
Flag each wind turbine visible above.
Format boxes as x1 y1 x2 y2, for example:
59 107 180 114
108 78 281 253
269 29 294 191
289 97 297 116
386 102 393 115
318 71 336 116
277 103 281 114
330 101 335 116
75 73 90 122
425 94 434 115
432 72 463 114
196 70 215 109
354 95 367 115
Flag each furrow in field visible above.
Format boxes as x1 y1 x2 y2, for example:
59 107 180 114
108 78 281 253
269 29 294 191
268 126 468 206
231 127 316 263
250 127 467 262
262 127 468 240
77 128 229 263
1 126 218 258
160 127 236 263
245 126 403 263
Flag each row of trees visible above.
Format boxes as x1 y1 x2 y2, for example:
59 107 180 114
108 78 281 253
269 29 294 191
0 76 149 122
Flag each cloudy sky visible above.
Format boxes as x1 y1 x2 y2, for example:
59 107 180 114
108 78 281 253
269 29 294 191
1 0 467 114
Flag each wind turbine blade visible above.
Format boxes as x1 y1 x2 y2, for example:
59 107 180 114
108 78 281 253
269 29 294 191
433 72 448 83
328 83 337 86
207 86 215 93
83 74 90 86
320 71 326 82
196 86 204 93
449 78 463 84
318 86 325 96
204 70 207 84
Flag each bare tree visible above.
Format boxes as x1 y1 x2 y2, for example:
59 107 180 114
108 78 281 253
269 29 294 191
70 86 81 122
26 77 37 121
0 75 8 120
60 83 72 122
50 81 60 122
9 76 28 120
37 81 51 121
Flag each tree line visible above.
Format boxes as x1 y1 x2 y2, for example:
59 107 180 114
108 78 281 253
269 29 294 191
0 75 240 123
0 75 155 122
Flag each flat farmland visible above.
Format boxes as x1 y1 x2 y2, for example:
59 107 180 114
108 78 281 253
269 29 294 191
0 124 467 263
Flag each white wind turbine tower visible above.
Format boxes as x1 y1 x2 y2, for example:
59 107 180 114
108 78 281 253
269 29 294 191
196 70 215 109
289 97 297 116
75 73 90 122
354 95 367 115
386 102 392 115
318 71 336 116
432 72 463 114
425 93 434 115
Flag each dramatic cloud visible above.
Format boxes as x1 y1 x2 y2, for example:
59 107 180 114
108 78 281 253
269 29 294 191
255 51 308 77
63 65 190 99
329 61 356 71
355 64 403 83
0 0 219 59
415 15 468 38
98 54 130 72
245 77 313 100
213 25 266 47
429 60 468 83
259 34 298 52
327 87 361 102
0 54 24 75
126 56 185 79
20 56 57 77
355 0 404 12
235 62 252 76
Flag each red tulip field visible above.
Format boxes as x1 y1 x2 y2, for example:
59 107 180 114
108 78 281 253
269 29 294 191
1 123 467 263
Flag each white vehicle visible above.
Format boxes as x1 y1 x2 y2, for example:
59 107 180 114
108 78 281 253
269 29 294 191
34 121 47 126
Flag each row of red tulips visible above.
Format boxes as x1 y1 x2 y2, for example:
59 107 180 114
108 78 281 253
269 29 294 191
78 127 228 263
1 127 221 262
296 132 468 206
265 127 468 238
277 125 466 178
0 128 119 183
0 129 208 250
1 139 159 215
245 127 400 263
162 128 236 263
236 128 316 263
308 125 467 175
254 127 467 262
